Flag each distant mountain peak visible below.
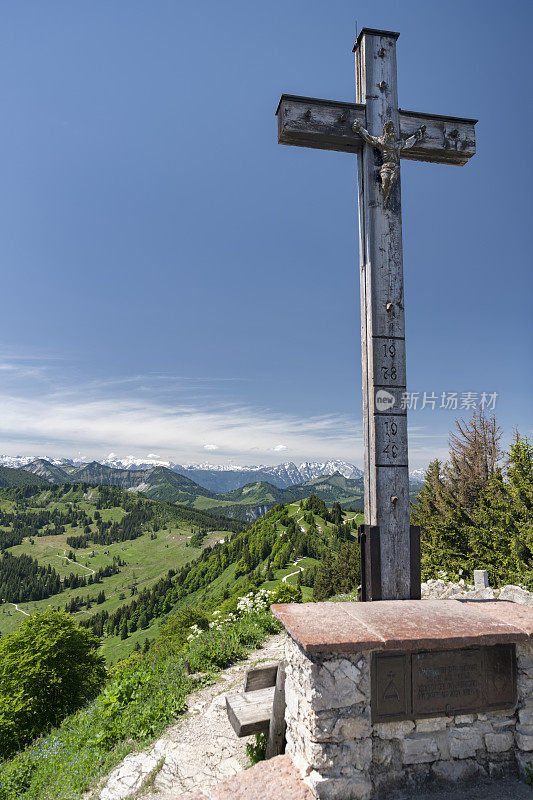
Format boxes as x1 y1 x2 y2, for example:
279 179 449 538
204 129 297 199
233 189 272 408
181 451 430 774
297 460 363 481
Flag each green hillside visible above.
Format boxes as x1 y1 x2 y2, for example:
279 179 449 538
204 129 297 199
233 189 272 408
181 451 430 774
286 473 364 504
0 466 48 489
221 480 286 504
76 495 363 659
220 474 363 505
0 483 242 660
0 480 363 661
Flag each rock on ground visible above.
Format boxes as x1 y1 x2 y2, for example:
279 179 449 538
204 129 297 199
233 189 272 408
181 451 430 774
93 634 285 800
175 754 315 800
421 580 533 605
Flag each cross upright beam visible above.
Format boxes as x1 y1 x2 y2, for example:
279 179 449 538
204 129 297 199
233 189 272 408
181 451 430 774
276 28 477 600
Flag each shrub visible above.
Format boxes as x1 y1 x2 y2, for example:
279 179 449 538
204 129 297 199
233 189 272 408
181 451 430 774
159 606 209 650
246 733 267 766
269 582 302 604
0 610 106 758
0 600 281 799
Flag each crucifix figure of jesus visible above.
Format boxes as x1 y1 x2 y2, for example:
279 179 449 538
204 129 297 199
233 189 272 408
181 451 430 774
353 119 426 208
276 28 476 600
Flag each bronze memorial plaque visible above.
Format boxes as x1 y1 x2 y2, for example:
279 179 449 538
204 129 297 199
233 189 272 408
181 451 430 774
372 653 410 720
371 644 516 723
413 648 483 716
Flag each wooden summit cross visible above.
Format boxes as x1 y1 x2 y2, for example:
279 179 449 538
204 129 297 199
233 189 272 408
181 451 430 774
277 28 477 601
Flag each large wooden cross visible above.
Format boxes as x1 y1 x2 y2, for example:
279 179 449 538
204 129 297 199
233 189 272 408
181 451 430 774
276 28 477 600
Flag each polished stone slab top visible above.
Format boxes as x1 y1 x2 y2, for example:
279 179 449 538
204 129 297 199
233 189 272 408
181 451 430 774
271 599 532 654
460 599 533 636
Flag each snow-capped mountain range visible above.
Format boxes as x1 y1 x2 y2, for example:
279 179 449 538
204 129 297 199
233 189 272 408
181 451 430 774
0 453 426 493
1 454 429 500
0 454 362 487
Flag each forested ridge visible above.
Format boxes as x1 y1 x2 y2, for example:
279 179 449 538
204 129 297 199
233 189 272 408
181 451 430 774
0 551 122 603
0 466 47 489
79 497 361 639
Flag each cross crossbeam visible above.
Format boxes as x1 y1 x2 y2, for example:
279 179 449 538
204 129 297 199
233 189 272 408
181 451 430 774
276 95 476 164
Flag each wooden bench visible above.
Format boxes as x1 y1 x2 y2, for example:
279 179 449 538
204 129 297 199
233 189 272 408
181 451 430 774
225 661 286 758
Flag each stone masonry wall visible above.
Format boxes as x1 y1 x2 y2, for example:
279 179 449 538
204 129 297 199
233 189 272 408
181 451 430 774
284 636 533 800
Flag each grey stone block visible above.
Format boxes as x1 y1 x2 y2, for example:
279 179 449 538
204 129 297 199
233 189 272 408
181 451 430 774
485 732 514 753
400 735 440 765
449 728 483 759
473 570 489 589
305 769 372 800
432 759 478 783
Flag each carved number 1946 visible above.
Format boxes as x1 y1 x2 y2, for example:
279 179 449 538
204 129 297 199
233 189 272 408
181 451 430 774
383 421 398 459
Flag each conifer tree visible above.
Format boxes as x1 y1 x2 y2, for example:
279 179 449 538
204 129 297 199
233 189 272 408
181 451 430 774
445 409 502 510
413 426 533 586
313 554 334 601
139 611 149 630
331 502 343 525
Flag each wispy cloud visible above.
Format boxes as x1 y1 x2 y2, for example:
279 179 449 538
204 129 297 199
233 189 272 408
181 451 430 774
0 357 50 380
0 390 361 463
0 356 444 468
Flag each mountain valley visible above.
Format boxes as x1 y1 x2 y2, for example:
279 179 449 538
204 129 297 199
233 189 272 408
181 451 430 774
15 459 422 520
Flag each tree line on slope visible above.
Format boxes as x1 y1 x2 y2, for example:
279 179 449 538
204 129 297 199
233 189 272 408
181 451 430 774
0 486 244 605
413 411 533 587
0 484 243 549
0 552 123 604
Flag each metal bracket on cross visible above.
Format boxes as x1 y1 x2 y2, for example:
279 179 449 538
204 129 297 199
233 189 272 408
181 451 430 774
358 524 421 602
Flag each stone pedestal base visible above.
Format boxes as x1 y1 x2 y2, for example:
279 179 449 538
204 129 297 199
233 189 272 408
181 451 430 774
285 636 533 800
272 600 533 800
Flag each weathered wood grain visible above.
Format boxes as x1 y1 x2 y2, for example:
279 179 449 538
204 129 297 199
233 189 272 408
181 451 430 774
276 95 476 165
276 96 366 154
244 663 279 693
265 663 286 759
225 687 275 737
356 30 411 599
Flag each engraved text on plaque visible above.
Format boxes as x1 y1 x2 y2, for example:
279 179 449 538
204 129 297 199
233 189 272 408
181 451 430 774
371 645 516 723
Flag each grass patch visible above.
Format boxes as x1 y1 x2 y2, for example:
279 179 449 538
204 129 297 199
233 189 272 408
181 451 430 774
0 497 227 660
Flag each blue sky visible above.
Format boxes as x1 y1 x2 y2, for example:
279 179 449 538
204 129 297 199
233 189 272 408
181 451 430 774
0 0 531 469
